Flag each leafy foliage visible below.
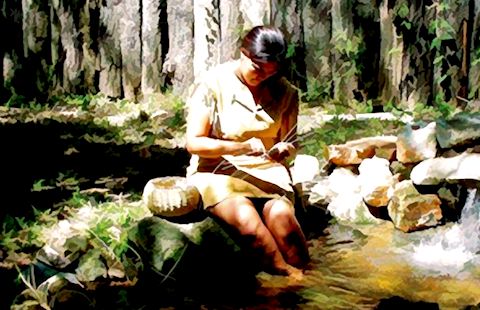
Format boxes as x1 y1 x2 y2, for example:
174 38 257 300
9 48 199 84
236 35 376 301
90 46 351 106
4 196 152 308
299 117 403 160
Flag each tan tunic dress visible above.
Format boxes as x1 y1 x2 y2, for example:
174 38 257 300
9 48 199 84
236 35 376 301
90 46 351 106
186 60 299 209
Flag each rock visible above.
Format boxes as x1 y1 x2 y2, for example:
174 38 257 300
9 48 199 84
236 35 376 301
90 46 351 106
358 156 396 207
390 161 415 181
436 112 480 148
308 176 332 207
324 168 380 224
130 216 192 273
396 122 437 163
328 193 381 224
387 180 442 232
290 154 321 185
411 153 480 185
129 216 258 292
308 176 331 207
328 136 397 166
327 168 360 197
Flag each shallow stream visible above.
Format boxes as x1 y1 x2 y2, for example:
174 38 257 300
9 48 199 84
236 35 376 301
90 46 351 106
251 189 480 309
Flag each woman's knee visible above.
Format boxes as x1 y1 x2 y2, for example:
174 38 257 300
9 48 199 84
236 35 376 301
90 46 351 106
215 196 263 236
263 198 296 225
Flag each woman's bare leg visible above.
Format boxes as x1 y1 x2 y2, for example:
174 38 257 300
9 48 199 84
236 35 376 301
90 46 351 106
262 197 309 268
208 196 298 276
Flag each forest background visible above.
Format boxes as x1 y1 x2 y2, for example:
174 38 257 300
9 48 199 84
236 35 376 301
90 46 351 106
1 0 479 114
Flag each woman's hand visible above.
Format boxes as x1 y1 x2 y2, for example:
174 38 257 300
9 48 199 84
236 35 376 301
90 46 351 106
244 137 267 155
267 142 296 162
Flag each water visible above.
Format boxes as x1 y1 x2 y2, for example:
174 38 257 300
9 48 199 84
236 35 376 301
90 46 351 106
252 188 480 309
410 188 480 275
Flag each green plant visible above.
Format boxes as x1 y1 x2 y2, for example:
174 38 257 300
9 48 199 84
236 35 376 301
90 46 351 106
13 265 51 310
302 77 331 105
299 117 403 160
165 96 186 130
12 265 89 310
8 195 150 308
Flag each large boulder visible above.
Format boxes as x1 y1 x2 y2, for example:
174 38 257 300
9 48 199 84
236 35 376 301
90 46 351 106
387 181 443 232
324 168 381 224
129 216 259 296
328 136 397 166
436 112 480 148
290 154 321 185
410 153 480 185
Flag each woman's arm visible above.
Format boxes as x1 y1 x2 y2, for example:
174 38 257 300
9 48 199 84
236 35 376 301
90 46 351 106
185 102 264 158
268 87 299 162
278 90 299 147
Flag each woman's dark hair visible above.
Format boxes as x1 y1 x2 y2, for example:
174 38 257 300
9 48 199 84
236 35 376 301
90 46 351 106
241 26 287 63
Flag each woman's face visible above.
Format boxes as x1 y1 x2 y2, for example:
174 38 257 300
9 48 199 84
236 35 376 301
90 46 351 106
239 53 279 87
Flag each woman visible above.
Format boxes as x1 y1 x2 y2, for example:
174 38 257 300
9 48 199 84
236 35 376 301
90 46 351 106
185 26 309 278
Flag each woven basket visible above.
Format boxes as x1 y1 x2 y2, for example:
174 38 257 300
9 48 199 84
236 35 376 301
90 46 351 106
142 176 201 217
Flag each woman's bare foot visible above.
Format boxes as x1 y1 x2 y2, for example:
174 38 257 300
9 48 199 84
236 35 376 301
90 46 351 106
284 264 304 283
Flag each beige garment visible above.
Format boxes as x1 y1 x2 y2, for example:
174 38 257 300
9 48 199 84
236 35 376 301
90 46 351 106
186 60 299 209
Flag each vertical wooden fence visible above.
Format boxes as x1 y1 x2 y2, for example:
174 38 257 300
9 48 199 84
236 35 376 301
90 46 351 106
1 0 479 111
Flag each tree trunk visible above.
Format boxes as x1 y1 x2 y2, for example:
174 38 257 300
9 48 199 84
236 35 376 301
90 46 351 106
55 0 84 94
396 0 435 110
432 0 469 108
240 0 271 29
218 0 242 63
379 0 403 106
98 0 122 98
142 0 166 96
302 0 332 104
21 0 50 101
331 0 357 103
119 0 142 100
162 0 194 99
2 0 479 106
193 0 221 77
354 0 381 105
469 0 480 103
272 0 306 90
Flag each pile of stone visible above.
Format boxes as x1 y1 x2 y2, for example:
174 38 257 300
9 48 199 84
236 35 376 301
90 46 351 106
306 112 480 232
